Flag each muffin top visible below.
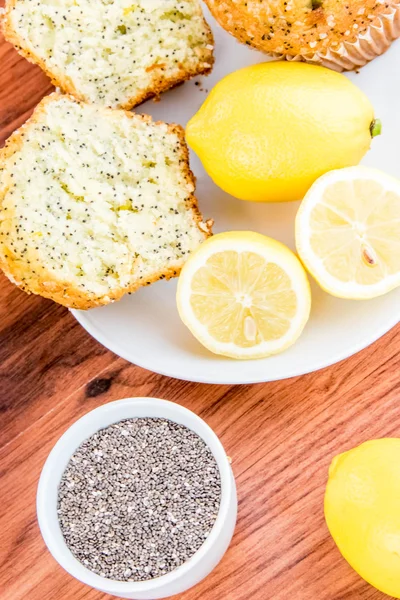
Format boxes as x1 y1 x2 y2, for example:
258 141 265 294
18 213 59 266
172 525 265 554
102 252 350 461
205 0 399 59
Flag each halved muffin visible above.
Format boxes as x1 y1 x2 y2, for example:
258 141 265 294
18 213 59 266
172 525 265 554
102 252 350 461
2 0 214 108
205 0 400 71
0 94 212 309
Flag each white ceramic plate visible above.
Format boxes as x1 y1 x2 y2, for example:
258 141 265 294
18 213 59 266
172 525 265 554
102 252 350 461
72 5 400 384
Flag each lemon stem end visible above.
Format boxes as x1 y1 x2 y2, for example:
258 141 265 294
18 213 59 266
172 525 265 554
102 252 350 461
370 119 382 138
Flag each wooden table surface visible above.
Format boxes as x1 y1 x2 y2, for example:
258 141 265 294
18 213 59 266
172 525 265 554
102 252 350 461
1 15 399 600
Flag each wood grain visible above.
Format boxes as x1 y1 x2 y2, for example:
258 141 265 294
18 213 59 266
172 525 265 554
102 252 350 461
0 23 399 600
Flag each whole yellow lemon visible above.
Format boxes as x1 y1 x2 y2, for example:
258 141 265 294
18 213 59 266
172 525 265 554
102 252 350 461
325 439 400 598
186 62 379 203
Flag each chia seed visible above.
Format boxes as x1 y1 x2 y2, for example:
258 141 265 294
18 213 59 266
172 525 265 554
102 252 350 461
57 418 221 582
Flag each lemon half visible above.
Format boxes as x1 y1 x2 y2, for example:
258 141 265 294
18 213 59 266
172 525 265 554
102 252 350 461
177 231 311 359
296 166 400 299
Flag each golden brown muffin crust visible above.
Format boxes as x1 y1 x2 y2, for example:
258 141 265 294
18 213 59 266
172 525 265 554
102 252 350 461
206 0 400 70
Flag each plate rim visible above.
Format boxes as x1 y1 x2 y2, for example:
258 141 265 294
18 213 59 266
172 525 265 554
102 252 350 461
71 307 400 385
70 21 400 385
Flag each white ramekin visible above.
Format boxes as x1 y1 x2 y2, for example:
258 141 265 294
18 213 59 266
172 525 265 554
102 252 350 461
37 397 237 599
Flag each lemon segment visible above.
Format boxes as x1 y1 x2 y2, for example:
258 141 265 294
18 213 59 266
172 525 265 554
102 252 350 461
296 166 400 299
177 232 311 359
325 439 400 599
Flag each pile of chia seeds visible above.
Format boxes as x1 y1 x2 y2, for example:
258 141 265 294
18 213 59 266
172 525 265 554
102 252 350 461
57 418 221 582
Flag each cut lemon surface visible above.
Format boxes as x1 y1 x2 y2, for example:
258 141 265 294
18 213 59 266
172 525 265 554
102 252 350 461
177 232 311 359
296 167 400 300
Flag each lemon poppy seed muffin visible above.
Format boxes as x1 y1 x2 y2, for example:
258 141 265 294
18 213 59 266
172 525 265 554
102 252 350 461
205 0 400 71
0 94 212 309
2 0 214 109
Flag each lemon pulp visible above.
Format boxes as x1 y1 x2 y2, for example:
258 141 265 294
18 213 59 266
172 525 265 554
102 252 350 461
177 232 311 359
296 167 400 299
191 251 298 347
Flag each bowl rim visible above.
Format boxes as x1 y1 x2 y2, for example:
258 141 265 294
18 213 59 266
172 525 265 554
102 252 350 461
36 397 234 594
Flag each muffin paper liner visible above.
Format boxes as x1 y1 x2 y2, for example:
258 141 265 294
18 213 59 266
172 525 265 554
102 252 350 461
272 4 400 71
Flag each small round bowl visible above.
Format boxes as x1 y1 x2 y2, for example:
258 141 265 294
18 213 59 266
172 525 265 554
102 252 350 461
37 397 237 599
